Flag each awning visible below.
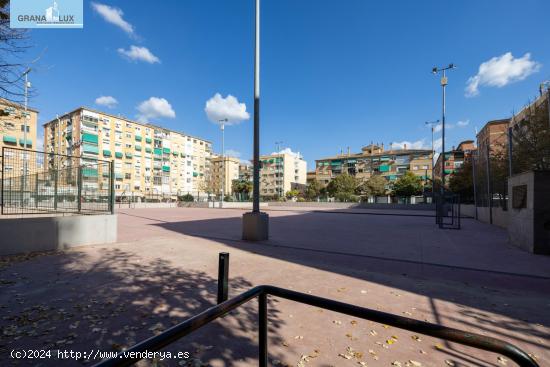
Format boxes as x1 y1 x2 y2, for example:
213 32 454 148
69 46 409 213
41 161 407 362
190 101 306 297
3 136 17 144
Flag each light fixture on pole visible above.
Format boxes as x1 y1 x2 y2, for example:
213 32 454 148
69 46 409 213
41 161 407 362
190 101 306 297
22 68 31 150
243 0 269 241
219 118 228 207
432 64 455 191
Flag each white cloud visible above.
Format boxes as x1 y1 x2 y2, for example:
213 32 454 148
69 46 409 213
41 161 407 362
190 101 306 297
432 119 469 132
95 96 118 109
392 140 428 150
456 119 470 127
465 52 541 97
136 97 176 122
91 2 134 35
205 93 250 124
118 46 160 64
224 149 241 158
272 147 302 158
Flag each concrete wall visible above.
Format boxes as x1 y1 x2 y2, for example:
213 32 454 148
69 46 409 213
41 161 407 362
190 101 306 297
507 171 550 255
0 214 117 256
460 204 508 228
268 201 435 211
117 202 179 209
209 202 268 209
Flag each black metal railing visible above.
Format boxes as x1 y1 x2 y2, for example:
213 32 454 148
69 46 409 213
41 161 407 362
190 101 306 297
1 147 114 215
435 190 461 229
94 286 538 367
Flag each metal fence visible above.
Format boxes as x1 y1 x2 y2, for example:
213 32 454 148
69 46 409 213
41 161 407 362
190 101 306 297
1 147 114 215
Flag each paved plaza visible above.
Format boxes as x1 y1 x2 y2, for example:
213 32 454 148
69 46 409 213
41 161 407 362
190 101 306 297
1 207 549 366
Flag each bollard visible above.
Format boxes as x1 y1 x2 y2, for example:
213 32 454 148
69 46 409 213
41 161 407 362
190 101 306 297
217 252 229 304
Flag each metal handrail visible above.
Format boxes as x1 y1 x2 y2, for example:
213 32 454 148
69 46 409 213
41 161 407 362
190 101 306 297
93 285 538 367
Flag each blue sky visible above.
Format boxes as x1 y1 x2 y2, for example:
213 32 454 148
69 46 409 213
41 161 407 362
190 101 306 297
25 0 550 169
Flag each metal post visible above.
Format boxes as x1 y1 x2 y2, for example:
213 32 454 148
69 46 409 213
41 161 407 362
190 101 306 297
507 127 513 177
53 169 58 211
23 71 29 150
77 166 82 213
252 0 261 213
472 154 478 220
431 126 435 196
485 144 492 225
258 292 268 367
110 161 115 214
217 252 229 304
34 171 39 208
441 69 446 191
221 123 225 207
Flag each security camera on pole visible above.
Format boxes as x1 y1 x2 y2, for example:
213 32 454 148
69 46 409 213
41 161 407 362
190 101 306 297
432 64 455 192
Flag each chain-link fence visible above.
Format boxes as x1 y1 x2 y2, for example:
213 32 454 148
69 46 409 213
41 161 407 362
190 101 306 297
1 147 114 215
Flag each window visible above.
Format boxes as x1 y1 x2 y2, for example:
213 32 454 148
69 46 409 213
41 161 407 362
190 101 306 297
125 173 131 180
20 125 30 132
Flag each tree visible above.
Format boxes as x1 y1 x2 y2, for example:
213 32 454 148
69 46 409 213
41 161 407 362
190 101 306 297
448 161 474 202
358 175 387 197
232 179 252 195
326 174 359 202
0 0 31 102
511 103 550 172
392 171 423 197
285 189 300 199
305 179 322 200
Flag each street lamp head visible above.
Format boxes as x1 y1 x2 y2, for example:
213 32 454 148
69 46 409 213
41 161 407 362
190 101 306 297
432 67 438 74
449 63 455 69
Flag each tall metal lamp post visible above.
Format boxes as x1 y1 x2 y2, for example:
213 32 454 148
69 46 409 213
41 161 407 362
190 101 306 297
219 118 228 207
432 64 455 191
425 119 439 195
243 0 269 241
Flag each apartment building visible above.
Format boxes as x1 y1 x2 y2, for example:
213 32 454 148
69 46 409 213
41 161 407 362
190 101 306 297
1 98 38 154
259 152 307 198
476 119 509 159
43 107 212 199
210 155 240 196
433 140 478 180
238 163 252 182
315 144 433 186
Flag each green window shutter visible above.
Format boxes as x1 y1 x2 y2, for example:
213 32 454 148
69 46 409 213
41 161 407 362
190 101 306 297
82 144 99 154
18 138 33 146
115 152 123 159
154 148 162 155
193 172 198 177
82 133 99 144
125 152 133 158
145 147 152 153
3 136 17 144
115 172 124 179
82 168 98 177
172 151 178 156
135 145 142 151
379 165 390 172
145 137 152 143
135 135 142 142
102 150 112 157
162 165 170 172
163 147 171 154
